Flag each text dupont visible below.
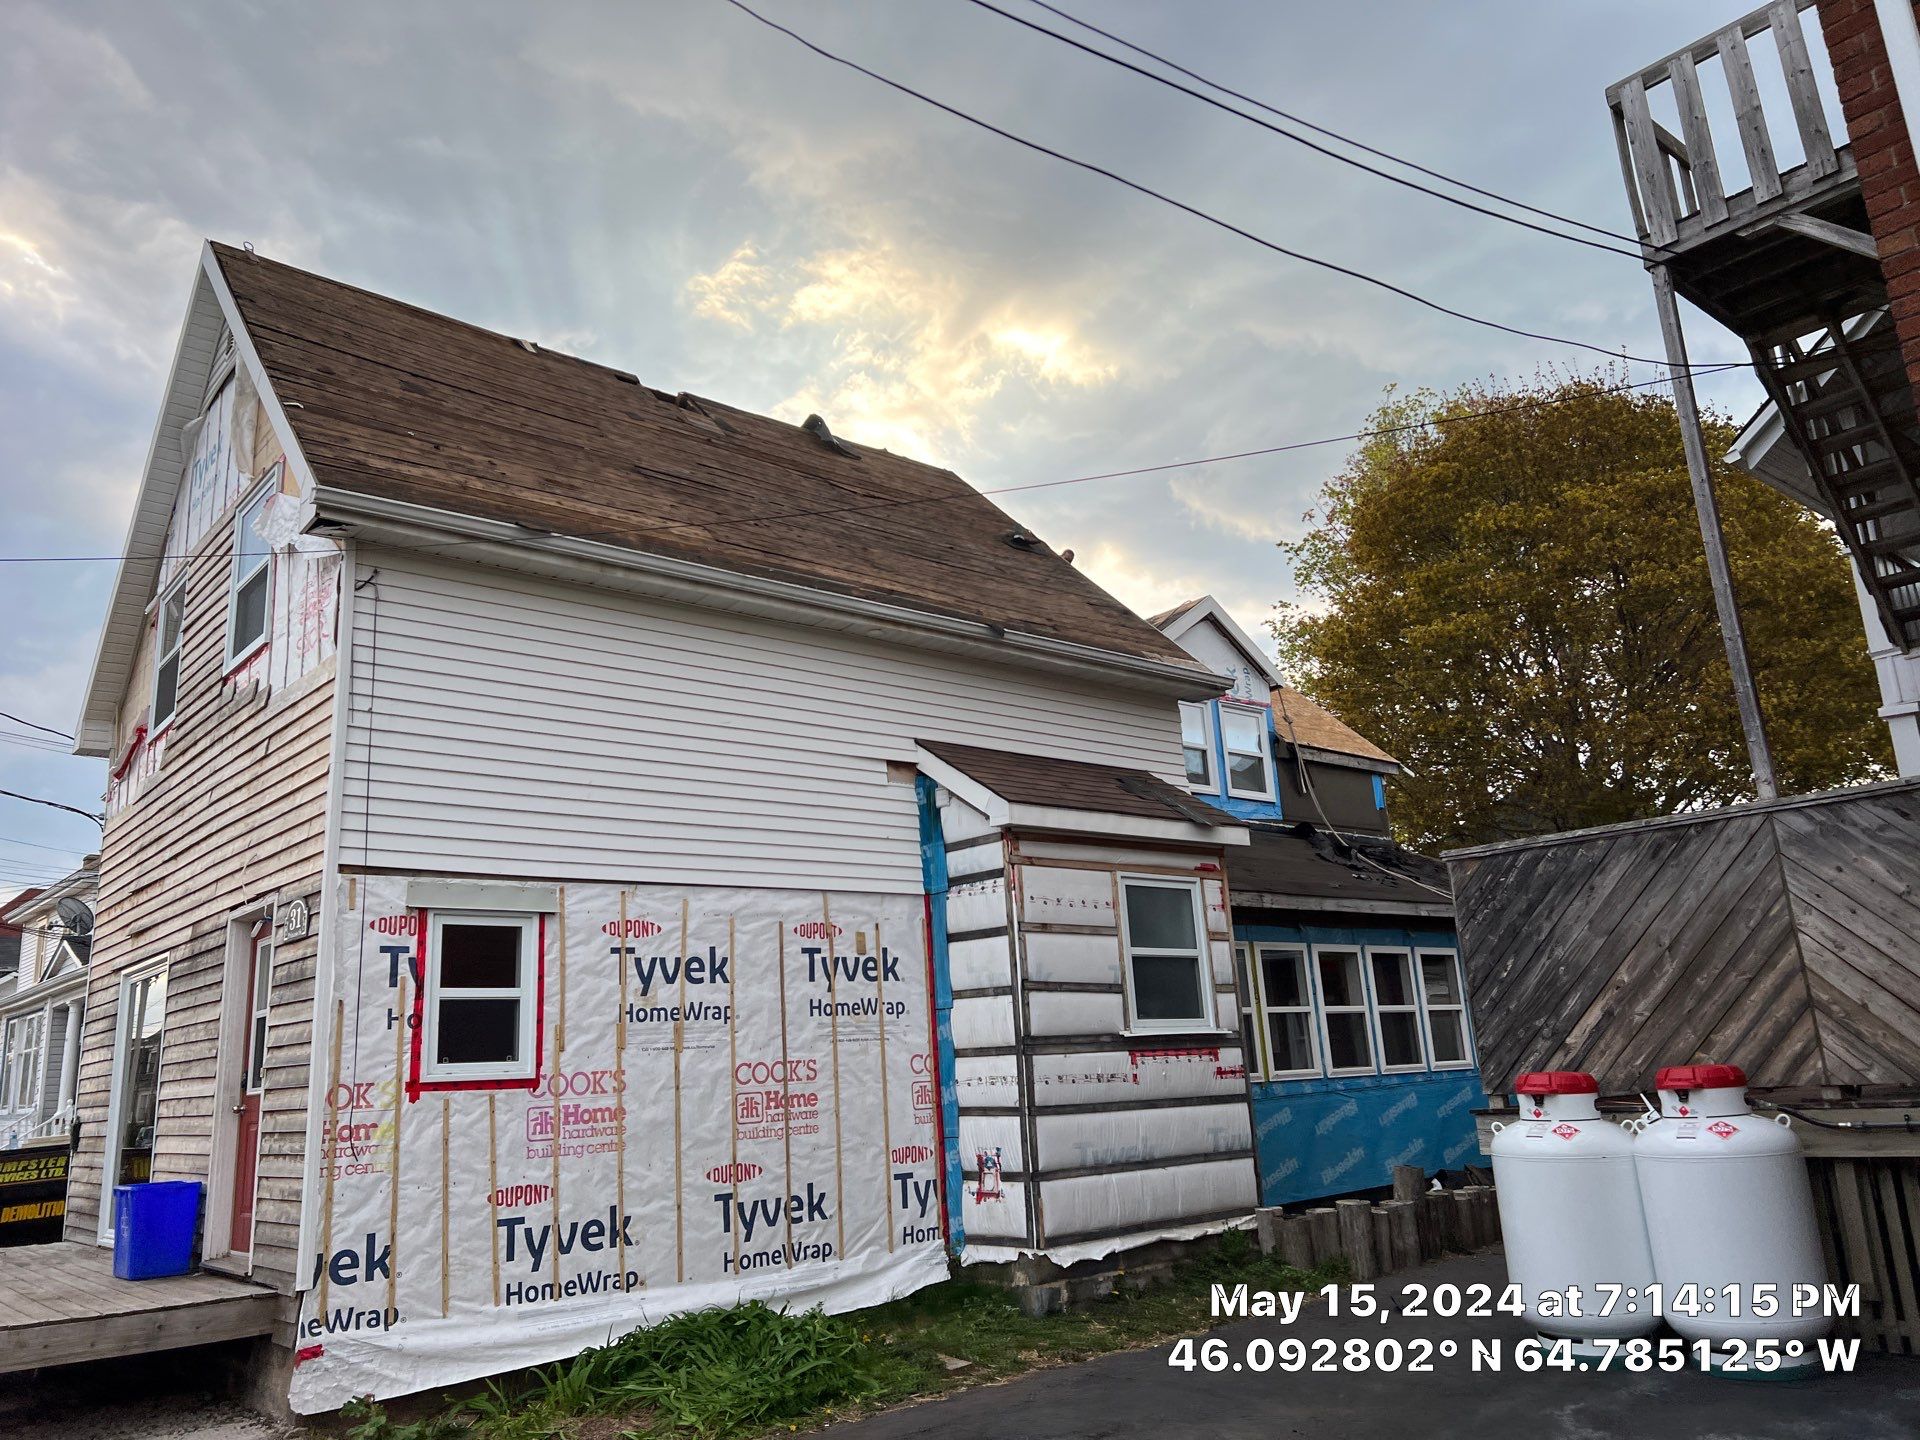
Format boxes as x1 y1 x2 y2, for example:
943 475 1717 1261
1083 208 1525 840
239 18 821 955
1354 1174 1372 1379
713 1181 831 1242
497 1206 637 1272
613 944 730 995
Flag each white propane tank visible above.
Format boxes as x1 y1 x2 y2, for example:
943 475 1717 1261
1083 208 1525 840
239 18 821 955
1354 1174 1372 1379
1490 1071 1659 1346
1634 1063 1830 1362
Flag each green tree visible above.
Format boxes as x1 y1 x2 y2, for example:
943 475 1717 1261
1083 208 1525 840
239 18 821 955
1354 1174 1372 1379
1273 372 1892 850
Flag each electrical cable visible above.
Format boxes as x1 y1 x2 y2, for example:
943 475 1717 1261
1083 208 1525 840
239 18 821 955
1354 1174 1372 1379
963 0 1648 261
719 0 1685 365
1026 0 1650 250
0 710 72 742
0 791 104 826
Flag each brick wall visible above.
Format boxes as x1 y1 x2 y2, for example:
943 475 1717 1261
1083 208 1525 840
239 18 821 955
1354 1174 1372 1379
1818 0 1920 377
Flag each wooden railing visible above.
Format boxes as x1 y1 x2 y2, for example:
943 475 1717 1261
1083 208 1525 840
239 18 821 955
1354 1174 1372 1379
1608 0 1849 249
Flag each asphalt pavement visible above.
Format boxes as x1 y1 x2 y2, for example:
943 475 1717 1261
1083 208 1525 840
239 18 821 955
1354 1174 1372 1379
823 1251 1920 1440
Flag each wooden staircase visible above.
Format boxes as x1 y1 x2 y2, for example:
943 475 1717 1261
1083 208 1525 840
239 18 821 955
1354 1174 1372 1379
1752 314 1920 649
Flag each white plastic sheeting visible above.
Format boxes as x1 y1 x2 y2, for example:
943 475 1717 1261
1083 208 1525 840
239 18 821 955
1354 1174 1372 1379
290 876 945 1413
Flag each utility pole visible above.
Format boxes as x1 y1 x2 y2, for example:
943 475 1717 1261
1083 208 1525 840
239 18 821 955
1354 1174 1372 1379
1650 264 1779 801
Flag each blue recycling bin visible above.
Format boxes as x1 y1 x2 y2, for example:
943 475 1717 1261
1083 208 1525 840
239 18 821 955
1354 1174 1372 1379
112 1180 202 1280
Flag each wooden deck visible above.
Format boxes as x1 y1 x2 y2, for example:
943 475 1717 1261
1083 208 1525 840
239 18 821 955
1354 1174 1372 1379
0 1241 279 1372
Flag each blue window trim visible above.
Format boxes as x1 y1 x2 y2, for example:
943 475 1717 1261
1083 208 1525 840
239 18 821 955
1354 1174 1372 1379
1371 773 1386 810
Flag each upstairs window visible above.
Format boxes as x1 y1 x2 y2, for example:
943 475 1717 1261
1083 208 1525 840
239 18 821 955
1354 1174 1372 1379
1120 877 1210 1030
1420 950 1472 1067
226 483 274 667
1179 702 1217 791
1220 706 1274 800
423 912 538 1083
1369 948 1426 1071
152 583 186 730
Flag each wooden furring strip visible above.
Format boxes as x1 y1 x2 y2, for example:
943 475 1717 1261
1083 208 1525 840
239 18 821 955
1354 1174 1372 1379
550 894 565 1288
875 918 894 1251
778 922 795 1268
616 890 630 1284
674 895 689 1285
728 914 741 1271
488 1093 501 1306
823 894 846 1262
440 1097 451 1317
388 976 406 1319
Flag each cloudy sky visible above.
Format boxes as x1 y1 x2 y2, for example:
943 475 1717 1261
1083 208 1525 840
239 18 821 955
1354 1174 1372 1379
0 0 1800 889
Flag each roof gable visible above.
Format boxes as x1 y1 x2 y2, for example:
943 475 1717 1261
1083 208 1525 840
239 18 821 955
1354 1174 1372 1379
205 245 1199 673
1154 595 1286 701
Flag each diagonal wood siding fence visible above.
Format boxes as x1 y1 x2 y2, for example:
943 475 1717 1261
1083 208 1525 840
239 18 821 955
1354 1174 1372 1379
1446 779 1920 1095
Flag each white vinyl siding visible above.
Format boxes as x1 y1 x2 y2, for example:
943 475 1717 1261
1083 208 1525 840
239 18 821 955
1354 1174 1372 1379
344 551 1189 893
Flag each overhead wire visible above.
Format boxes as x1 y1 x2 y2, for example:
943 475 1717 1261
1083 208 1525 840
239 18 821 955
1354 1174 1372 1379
0 710 72 742
1024 0 1649 250
963 0 1649 261
718 0 1685 366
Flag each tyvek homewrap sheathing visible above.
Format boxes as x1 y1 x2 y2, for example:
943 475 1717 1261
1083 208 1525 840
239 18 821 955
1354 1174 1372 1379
290 876 946 1414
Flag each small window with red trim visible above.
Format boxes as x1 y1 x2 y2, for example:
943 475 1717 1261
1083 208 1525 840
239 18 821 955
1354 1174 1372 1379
423 911 538 1083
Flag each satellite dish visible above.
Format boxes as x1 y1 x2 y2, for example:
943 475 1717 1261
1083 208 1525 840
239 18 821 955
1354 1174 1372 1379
56 897 93 939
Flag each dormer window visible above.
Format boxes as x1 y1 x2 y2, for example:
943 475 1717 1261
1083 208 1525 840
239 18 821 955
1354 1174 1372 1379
1178 702 1217 790
1220 705 1274 800
226 482 274 668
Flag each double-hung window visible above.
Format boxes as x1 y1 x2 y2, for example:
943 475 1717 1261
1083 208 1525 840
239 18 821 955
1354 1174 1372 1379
1256 945 1319 1077
1316 948 1374 1073
1220 706 1274 800
1419 949 1472 1067
1369 948 1426 1070
3 1013 44 1112
226 482 274 667
152 583 186 730
423 912 539 1083
1120 877 1211 1030
1179 702 1217 791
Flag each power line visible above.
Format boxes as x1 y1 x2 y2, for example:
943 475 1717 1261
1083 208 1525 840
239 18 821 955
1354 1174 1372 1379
963 0 1647 262
0 835 90 857
0 361 1745 567
0 732 75 755
1027 0 1647 251
0 710 73 742
0 790 103 827
719 0 1682 366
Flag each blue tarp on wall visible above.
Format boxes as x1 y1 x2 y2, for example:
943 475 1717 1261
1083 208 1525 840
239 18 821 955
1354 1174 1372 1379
1250 1071 1485 1206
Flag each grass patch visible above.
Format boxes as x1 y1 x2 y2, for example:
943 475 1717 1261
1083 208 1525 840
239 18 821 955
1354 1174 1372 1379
341 1230 1337 1440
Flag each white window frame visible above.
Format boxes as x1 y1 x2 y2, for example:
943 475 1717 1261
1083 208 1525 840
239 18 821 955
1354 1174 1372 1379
1117 876 1214 1033
246 938 274 1094
1178 701 1219 793
2 1012 44 1112
1366 945 1428 1073
1312 945 1377 1076
225 479 276 670
1252 943 1321 1079
100 956 169 1242
1219 703 1276 801
1233 943 1264 1074
422 910 539 1083
151 580 187 732
1417 947 1474 1070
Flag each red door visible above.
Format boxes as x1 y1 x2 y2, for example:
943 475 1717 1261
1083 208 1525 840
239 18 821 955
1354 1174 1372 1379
231 934 271 1254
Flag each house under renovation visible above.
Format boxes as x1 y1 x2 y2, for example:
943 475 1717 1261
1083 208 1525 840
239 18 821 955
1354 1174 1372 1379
19 242 1268 1410
1151 599 1481 1209
1452 0 1920 1357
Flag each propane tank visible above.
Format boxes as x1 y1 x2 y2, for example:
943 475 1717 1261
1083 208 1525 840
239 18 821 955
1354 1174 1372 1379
1490 1071 1659 1346
1634 1063 1829 1363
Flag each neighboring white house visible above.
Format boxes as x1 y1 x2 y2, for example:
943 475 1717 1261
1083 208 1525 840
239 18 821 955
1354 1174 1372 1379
0 863 96 1151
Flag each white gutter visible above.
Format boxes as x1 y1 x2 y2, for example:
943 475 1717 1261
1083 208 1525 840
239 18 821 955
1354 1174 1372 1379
310 486 1232 701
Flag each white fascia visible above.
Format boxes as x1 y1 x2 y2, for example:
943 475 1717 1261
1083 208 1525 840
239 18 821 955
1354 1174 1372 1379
309 486 1232 702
